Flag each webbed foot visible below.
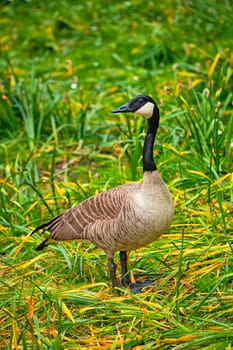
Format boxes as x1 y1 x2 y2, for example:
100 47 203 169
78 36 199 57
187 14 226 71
129 280 154 293
115 279 154 295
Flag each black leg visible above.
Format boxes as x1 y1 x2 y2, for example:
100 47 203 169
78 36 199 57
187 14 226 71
107 256 118 288
120 251 154 294
107 251 153 294
120 251 130 286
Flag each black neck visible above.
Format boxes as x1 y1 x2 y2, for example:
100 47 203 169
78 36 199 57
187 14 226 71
143 105 159 172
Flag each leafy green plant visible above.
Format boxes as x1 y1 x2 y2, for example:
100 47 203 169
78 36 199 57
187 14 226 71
0 0 233 349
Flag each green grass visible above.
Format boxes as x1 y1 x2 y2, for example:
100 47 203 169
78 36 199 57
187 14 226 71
0 0 233 348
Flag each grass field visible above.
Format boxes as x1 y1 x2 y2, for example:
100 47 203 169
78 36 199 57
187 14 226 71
0 0 233 349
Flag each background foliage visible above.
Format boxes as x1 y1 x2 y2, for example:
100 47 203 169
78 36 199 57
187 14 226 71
0 0 232 349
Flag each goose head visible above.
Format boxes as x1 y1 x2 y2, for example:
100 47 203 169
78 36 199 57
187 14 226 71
112 95 157 119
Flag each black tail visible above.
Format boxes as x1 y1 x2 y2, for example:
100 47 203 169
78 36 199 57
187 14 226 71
31 214 63 250
30 222 48 236
35 238 50 251
31 214 63 236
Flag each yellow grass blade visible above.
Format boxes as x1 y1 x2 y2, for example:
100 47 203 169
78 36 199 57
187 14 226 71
61 301 75 323
208 52 222 78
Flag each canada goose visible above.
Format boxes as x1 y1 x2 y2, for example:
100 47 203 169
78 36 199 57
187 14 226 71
32 95 174 292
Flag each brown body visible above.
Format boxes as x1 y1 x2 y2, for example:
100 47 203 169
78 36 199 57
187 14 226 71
36 171 174 262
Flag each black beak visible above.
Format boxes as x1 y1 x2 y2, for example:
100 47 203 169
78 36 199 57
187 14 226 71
112 102 130 114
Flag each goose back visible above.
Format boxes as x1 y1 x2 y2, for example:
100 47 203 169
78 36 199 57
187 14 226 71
37 182 139 243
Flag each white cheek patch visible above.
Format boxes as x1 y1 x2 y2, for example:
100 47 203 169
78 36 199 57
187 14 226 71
134 102 154 118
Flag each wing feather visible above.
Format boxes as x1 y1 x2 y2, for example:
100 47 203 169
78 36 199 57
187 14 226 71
33 183 139 247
